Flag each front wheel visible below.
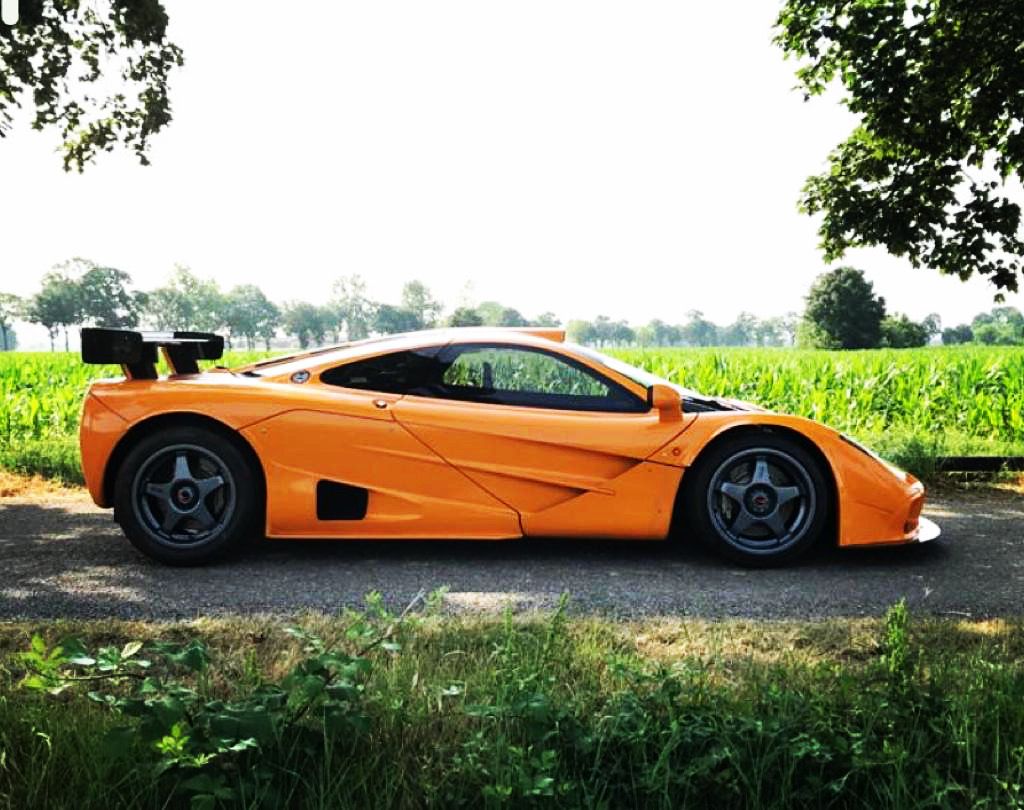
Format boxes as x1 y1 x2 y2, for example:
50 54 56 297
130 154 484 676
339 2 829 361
681 432 830 566
113 426 260 565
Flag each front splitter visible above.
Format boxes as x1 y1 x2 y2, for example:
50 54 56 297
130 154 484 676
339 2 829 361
915 516 941 543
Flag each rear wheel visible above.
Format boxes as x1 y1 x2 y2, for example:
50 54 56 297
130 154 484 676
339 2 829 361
113 426 260 565
682 431 830 566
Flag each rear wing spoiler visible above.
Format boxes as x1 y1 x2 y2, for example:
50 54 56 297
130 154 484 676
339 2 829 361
80 328 224 379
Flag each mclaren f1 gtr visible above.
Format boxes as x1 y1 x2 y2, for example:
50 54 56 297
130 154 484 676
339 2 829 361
78 326 939 565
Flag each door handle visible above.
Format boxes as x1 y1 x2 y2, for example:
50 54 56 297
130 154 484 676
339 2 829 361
373 399 389 409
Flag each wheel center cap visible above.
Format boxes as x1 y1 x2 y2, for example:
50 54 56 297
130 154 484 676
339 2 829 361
745 486 775 516
172 483 198 510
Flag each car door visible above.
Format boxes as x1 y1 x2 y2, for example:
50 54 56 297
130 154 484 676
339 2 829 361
243 346 521 539
392 343 695 539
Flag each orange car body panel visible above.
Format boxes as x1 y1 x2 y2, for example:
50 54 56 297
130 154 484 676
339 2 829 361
392 396 694 538
659 412 926 546
79 327 929 547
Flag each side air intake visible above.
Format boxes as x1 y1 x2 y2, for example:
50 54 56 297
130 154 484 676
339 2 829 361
316 480 369 521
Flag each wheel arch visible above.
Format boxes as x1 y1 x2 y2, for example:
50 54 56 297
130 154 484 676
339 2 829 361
102 412 267 511
672 423 839 545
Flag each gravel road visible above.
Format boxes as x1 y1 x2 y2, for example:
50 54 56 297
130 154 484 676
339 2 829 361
1 488 1021 620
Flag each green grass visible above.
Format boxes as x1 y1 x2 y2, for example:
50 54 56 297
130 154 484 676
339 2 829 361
2 346 1023 484
1 605 1023 809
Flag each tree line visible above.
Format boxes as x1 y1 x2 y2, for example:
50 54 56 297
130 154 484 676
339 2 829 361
0 259 561 352
0 259 812 352
2 260 1022 353
799 267 1024 349
567 313 801 348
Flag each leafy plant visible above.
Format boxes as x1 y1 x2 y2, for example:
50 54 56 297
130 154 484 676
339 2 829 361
17 591 431 808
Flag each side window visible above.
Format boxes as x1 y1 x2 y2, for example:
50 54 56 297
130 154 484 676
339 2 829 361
438 345 644 412
320 349 441 394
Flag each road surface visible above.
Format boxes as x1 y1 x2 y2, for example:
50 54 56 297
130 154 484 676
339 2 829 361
1 487 1021 620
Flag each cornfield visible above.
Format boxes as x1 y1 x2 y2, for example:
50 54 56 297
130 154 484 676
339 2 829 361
1 346 1022 483
611 346 1024 447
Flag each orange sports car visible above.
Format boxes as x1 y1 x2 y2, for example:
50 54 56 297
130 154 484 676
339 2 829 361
78 326 939 566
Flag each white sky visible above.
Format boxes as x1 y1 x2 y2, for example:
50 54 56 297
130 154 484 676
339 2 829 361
1 0 1020 348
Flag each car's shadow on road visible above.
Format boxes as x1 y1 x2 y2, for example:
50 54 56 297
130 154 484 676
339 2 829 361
242 529 950 570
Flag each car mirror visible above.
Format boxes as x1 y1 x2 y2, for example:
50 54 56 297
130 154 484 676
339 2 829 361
649 384 682 422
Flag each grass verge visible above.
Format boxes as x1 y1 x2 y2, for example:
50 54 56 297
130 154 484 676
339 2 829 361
0 437 83 486
2 604 1023 809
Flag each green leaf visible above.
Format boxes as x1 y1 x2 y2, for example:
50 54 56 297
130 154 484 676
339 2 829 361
121 641 143 659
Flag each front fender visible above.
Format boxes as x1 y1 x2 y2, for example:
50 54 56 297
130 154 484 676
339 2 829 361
658 412 926 548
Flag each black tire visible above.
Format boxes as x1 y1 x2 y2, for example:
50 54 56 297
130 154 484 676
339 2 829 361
113 425 260 565
680 430 831 567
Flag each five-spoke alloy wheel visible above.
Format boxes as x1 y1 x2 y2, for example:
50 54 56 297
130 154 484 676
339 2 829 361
114 425 260 565
133 445 236 546
682 431 830 566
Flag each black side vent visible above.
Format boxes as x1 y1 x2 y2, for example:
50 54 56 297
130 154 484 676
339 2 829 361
316 480 369 521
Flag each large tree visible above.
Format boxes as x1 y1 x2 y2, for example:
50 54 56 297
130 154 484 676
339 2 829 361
532 312 560 328
803 267 886 349
447 306 483 327
0 292 22 351
776 0 1024 294
25 270 81 350
754 317 785 347
566 319 595 345
1 0 184 171
72 259 144 327
681 310 718 347
145 267 223 332
880 313 929 348
330 275 374 341
941 324 973 345
400 281 442 329
642 319 680 347
721 312 758 347
281 302 327 349
373 304 420 335
222 285 280 350
972 306 1024 345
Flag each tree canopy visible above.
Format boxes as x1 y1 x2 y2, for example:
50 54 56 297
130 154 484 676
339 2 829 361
0 0 183 171
25 269 81 349
73 259 144 328
145 267 222 332
0 292 21 350
881 313 929 349
400 281 442 329
803 267 886 349
447 307 484 327
776 0 1024 294
281 302 327 350
972 306 1024 345
222 285 280 350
